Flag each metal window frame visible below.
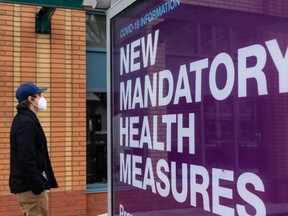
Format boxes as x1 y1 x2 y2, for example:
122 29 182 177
106 1 137 215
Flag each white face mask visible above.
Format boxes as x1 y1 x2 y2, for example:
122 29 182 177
33 96 47 111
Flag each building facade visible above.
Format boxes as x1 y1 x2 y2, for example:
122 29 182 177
0 2 108 215
1 0 288 215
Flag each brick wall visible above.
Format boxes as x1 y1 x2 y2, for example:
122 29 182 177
87 193 108 216
0 3 88 215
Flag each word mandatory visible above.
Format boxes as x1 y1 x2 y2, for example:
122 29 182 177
120 30 288 111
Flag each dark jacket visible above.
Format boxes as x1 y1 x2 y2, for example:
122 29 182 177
10 108 58 195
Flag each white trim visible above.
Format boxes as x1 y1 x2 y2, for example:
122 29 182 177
106 12 112 216
107 0 137 19
106 1 137 215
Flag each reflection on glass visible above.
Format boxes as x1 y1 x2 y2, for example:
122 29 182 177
87 93 107 184
111 1 288 215
86 14 106 48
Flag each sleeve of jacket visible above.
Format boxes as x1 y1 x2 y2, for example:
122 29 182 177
16 120 45 195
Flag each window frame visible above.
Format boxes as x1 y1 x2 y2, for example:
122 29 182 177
86 11 108 193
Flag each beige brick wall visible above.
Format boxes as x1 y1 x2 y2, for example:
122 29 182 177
0 3 86 213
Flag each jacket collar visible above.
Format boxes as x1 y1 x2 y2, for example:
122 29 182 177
18 108 40 125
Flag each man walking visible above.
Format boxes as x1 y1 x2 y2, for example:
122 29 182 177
9 82 58 216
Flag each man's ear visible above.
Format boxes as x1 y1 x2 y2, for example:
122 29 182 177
28 96 34 102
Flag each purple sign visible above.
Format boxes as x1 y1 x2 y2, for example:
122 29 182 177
111 1 288 215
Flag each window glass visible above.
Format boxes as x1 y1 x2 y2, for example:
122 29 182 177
86 14 106 48
111 1 288 215
87 93 107 185
86 12 107 190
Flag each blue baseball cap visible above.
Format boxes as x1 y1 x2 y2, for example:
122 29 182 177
16 82 48 102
